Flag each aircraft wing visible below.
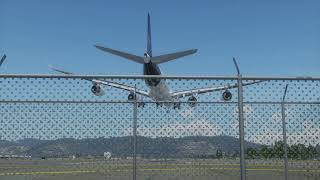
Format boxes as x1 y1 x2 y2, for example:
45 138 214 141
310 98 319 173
50 66 150 97
91 79 150 97
171 80 263 99
151 49 197 64
94 45 145 64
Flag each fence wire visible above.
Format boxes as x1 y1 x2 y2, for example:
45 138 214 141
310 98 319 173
0 75 319 180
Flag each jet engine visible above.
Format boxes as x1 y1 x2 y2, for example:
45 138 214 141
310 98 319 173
222 90 232 101
128 92 136 101
128 92 145 107
188 95 197 107
91 84 104 96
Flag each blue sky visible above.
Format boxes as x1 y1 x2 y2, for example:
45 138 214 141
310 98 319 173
1 0 320 76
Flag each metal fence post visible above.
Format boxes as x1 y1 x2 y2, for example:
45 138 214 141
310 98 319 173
281 85 289 180
132 86 138 180
233 58 246 180
238 74 246 180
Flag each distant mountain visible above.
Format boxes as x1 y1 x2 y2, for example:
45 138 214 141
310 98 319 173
0 136 262 158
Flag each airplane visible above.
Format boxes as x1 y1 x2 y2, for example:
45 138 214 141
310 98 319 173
0 54 6 68
52 13 262 109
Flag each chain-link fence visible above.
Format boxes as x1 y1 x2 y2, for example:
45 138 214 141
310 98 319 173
0 75 319 180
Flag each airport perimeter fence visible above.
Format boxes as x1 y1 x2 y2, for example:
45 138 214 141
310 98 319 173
0 74 319 180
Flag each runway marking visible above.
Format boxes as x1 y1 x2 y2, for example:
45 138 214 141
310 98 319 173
1 167 320 176
0 163 307 169
0 170 96 176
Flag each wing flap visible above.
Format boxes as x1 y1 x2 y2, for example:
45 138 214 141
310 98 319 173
92 79 149 97
171 80 264 98
50 66 150 97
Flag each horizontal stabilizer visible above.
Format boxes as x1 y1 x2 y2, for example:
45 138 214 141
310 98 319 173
0 54 6 67
94 45 144 64
151 49 197 64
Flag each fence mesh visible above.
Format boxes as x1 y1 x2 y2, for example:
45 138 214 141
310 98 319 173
0 76 319 180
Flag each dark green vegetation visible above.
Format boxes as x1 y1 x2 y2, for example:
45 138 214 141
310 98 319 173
0 137 319 160
0 136 259 158
247 141 320 160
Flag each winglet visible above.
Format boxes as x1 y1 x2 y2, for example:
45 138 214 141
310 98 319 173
0 54 6 67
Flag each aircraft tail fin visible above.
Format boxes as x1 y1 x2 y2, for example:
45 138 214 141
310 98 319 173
147 13 152 57
0 54 6 67
147 13 197 64
94 13 197 65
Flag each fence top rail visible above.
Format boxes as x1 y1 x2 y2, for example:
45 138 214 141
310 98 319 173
0 74 320 81
0 100 319 104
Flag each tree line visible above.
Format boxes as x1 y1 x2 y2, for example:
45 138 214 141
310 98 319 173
246 141 319 160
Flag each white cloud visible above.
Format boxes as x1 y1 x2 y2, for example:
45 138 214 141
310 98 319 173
177 106 194 118
286 120 320 146
246 128 282 145
231 107 320 146
271 112 282 123
233 104 254 116
124 119 222 138
244 123 320 146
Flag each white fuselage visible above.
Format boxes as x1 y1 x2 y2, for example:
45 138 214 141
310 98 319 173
147 79 173 102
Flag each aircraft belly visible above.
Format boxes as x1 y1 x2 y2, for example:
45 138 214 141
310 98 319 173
149 80 172 101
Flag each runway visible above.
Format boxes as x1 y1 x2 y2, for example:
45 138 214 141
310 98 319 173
0 159 319 180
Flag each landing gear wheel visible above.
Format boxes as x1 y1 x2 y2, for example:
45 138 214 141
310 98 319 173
173 103 181 110
128 93 136 101
138 102 145 108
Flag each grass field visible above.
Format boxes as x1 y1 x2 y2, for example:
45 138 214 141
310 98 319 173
0 158 319 180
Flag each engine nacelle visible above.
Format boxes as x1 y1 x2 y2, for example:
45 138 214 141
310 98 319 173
128 92 136 101
222 90 232 101
91 84 104 96
188 96 197 107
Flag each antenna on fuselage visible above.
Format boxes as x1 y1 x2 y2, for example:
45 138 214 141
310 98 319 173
0 54 6 67
232 57 241 76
